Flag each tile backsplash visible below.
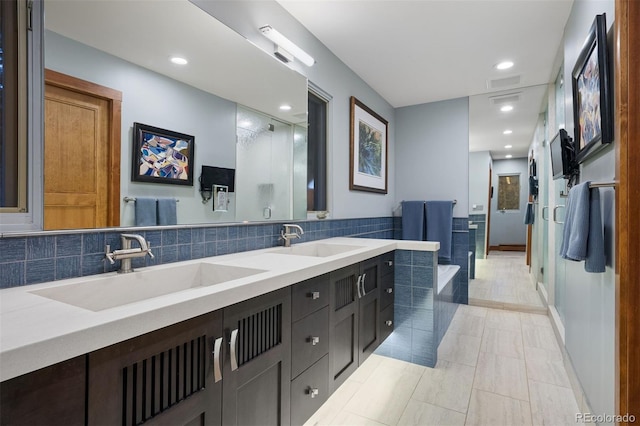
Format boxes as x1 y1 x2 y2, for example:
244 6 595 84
0 217 394 289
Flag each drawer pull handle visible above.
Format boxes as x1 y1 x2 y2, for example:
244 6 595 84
361 273 367 297
356 275 363 299
385 320 393 327
386 288 393 294
386 260 393 266
230 329 239 371
308 387 319 398
309 291 320 300
310 336 320 346
213 337 223 383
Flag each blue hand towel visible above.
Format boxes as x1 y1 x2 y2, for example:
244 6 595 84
560 182 606 273
134 197 157 226
157 198 177 226
401 201 425 241
425 201 453 263
524 202 535 225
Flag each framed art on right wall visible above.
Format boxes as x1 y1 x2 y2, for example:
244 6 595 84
571 13 613 163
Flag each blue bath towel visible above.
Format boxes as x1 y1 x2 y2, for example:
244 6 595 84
157 198 177 226
524 202 535 225
134 197 157 226
401 201 426 241
560 182 605 273
425 201 453 263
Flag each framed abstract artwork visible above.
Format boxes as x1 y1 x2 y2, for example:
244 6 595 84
349 96 388 194
571 13 613 163
132 123 194 186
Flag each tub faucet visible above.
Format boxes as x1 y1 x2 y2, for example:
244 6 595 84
281 224 304 247
105 233 154 273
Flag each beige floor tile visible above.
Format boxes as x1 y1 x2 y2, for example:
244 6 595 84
438 332 482 367
455 304 488 318
525 356 572 389
349 353 385 383
343 359 421 425
523 344 563 363
303 380 361 426
473 352 529 401
485 309 522 332
411 360 475 413
448 312 486 338
465 389 532 426
520 312 553 328
522 324 562 354
528 380 580 426
328 411 388 426
397 399 466 426
480 327 524 359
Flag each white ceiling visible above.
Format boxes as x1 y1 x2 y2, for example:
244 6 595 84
278 0 574 158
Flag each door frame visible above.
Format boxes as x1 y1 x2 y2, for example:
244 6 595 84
615 0 640 420
485 165 492 256
44 69 122 227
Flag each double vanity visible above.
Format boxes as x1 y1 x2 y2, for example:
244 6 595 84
0 236 439 425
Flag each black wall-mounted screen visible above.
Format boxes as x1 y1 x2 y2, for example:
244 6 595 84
550 129 575 180
200 166 235 192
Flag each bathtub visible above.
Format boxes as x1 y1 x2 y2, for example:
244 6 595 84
437 264 460 294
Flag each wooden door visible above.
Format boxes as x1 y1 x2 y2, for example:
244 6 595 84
44 70 121 230
222 288 291 426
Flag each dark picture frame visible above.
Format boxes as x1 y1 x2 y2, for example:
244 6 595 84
349 96 389 194
571 13 613 163
132 123 194 186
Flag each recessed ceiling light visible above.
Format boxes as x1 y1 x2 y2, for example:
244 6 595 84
496 61 514 70
170 57 188 65
503 129 513 135
505 145 513 149
279 104 292 111
505 154 513 159
500 105 514 112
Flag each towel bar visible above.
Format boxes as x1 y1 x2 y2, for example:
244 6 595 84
123 197 180 203
589 181 617 188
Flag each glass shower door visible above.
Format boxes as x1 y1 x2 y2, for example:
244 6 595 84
553 68 567 324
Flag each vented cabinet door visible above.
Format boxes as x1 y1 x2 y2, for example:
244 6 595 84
222 287 291 426
88 310 224 426
358 257 380 363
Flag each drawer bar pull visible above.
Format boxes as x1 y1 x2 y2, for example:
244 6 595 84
385 320 393 327
308 387 319 398
309 336 320 346
386 288 393 294
309 291 321 300
230 329 239 371
213 337 223 382
356 275 363 299
386 260 393 266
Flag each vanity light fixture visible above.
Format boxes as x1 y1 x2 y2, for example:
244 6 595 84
505 144 513 149
503 129 513 135
496 60 514 70
505 154 513 159
259 25 315 67
500 105 514 112
170 56 188 65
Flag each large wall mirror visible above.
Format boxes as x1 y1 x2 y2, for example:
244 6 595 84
39 0 308 230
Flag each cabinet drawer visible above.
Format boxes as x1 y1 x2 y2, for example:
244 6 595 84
292 306 329 378
380 274 394 310
380 304 394 343
290 355 329 426
380 251 395 277
292 274 329 322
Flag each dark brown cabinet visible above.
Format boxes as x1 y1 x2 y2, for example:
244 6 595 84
380 251 395 342
222 287 291 426
88 310 224 426
358 257 381 363
0 355 86 425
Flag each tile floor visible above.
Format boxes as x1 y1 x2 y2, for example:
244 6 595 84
469 252 545 312
305 253 579 426
304 306 580 426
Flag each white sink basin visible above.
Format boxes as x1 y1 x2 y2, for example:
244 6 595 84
269 243 364 257
30 263 266 312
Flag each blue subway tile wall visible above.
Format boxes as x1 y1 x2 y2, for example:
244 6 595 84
0 217 395 288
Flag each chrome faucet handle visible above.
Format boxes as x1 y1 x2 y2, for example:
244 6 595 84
104 245 115 265
283 224 304 236
147 246 155 259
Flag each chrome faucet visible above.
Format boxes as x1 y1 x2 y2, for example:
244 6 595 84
280 224 304 247
105 233 154 273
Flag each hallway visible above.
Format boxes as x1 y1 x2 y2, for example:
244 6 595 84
469 252 545 312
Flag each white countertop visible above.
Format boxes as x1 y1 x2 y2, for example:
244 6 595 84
0 237 438 381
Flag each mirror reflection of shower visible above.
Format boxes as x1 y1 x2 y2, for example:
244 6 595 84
236 106 307 221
